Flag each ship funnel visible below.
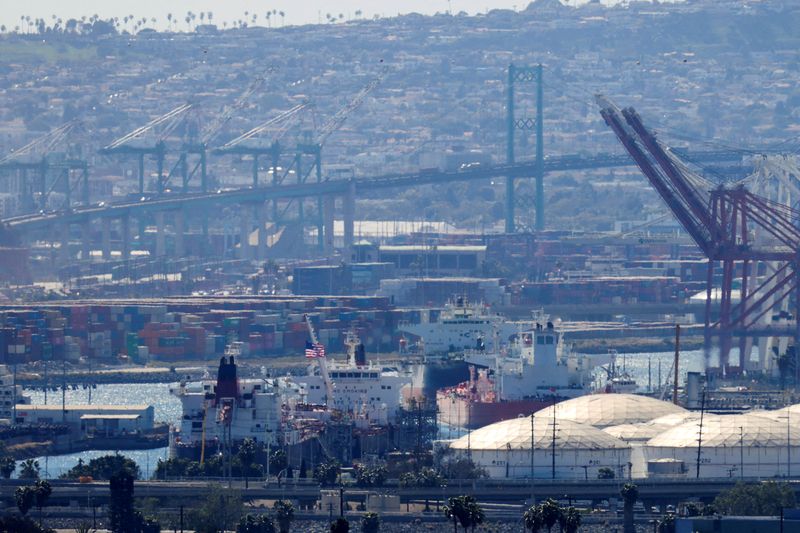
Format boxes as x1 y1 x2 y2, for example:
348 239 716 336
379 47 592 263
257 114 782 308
355 343 367 366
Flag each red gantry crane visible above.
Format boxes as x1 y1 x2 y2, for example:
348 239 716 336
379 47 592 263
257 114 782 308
597 97 800 376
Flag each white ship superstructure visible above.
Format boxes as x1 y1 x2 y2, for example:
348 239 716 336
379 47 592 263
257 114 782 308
170 345 297 455
399 298 523 354
295 332 411 425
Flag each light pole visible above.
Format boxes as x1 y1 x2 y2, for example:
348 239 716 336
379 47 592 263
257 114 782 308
739 426 744 480
265 428 273 484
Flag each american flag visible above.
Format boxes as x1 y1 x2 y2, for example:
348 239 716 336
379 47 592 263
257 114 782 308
305 341 326 358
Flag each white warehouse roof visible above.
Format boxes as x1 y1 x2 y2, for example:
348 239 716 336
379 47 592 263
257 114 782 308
536 394 686 429
449 414 629 451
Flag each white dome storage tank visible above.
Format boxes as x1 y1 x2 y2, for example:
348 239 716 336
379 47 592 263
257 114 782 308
447 414 631 480
604 412 703 443
535 393 687 429
643 412 800 478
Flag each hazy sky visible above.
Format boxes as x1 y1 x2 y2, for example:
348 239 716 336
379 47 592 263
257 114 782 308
1 1 618 31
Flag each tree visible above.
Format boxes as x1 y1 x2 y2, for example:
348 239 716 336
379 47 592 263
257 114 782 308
19 459 40 480
657 514 675 533
443 495 483 533
314 458 340 486
360 512 380 533
330 518 349 533
236 438 260 485
16 485 36 516
270 449 288 475
539 499 561 533
237 514 276 533
34 480 52 525
597 467 615 479
109 471 138 533
273 500 295 533
189 485 244 533
0 455 16 478
354 464 387 487
62 454 140 480
713 481 796 516
620 483 639 533
558 506 581 533
523 504 543 533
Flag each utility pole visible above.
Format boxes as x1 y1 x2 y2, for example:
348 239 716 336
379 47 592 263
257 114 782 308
551 396 557 480
530 413 535 503
696 389 706 479
739 426 744 479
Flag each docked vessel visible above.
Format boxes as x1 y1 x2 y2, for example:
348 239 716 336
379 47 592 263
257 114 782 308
295 331 412 426
399 297 521 354
403 299 536 400
436 321 593 429
169 343 298 460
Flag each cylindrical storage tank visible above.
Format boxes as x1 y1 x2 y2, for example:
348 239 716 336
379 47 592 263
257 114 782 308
447 414 631 480
643 413 800 479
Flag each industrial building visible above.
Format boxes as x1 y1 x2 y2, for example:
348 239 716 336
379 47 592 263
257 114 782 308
13 404 155 434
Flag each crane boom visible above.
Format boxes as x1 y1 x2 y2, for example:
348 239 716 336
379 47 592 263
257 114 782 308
314 67 388 146
304 314 334 404
220 103 309 150
0 120 81 164
104 103 193 150
201 77 267 146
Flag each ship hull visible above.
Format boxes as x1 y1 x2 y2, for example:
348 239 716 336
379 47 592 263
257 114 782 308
436 394 554 430
412 359 470 401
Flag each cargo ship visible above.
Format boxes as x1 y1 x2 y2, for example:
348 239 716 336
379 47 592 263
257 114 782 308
169 343 300 460
436 321 593 429
399 297 522 354
403 298 537 400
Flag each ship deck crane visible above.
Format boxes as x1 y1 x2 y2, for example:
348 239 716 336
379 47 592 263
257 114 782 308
304 314 334 405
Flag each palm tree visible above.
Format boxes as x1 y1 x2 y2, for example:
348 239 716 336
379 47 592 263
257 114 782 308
523 504 544 532
558 506 581 533
266 12 272 27
166 13 172 30
0 456 15 478
621 482 639 533
273 499 294 533
539 499 561 533
443 495 483 533
19 459 40 479
279 11 286 26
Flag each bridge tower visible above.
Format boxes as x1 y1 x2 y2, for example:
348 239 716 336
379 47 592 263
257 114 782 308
506 64 544 233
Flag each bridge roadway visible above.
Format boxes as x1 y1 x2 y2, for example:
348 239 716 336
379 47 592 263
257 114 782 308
0 477 787 506
2 149 747 232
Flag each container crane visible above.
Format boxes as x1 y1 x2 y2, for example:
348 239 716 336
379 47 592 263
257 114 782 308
0 120 89 212
100 103 193 194
598 96 800 376
304 314 334 404
169 76 267 193
214 102 310 188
